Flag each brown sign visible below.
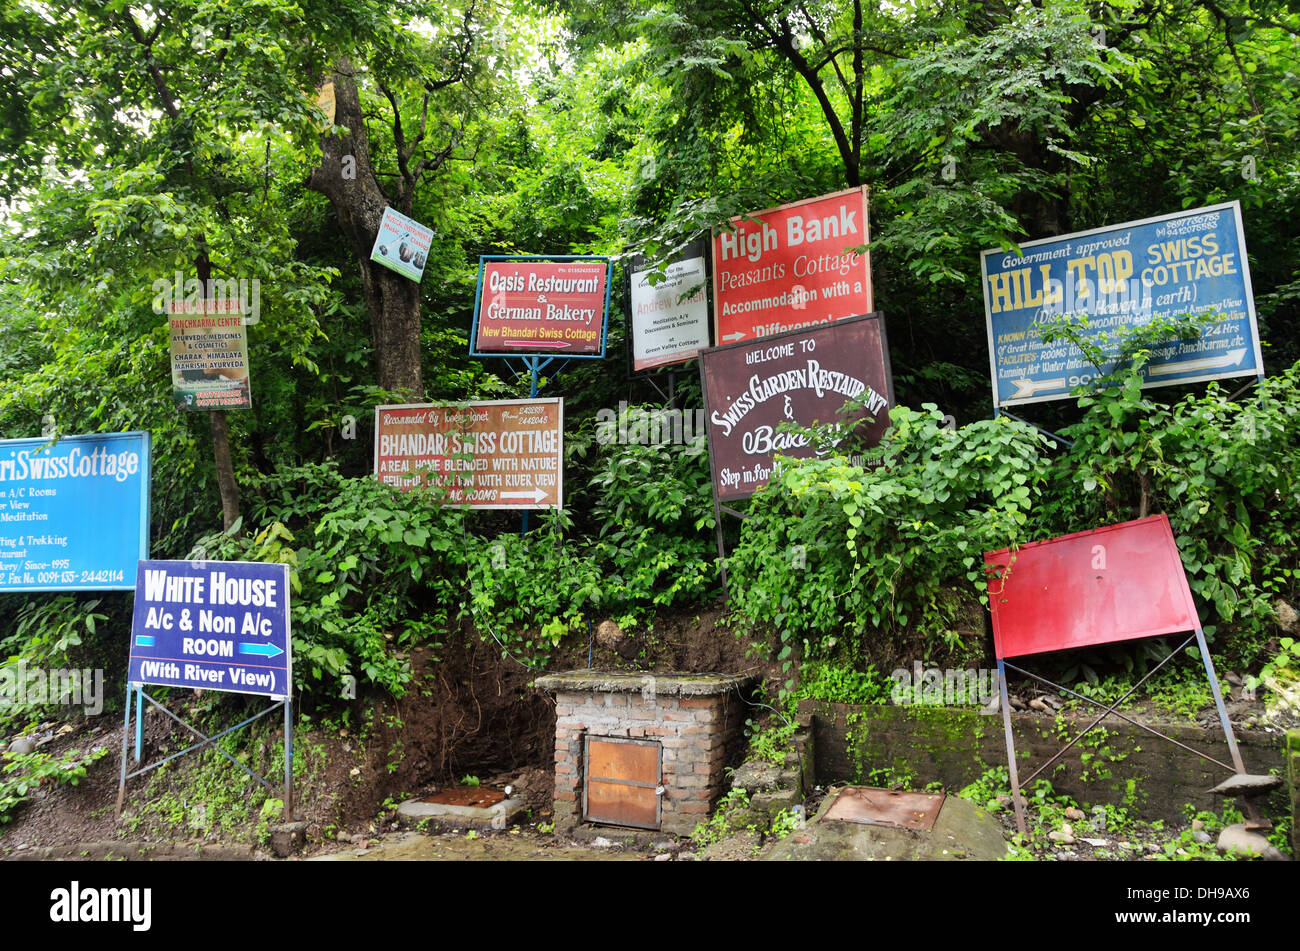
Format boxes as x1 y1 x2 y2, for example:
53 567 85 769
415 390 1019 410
699 312 893 502
373 399 563 509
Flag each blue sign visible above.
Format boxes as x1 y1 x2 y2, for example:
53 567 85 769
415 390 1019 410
981 201 1263 408
128 560 292 699
0 431 151 592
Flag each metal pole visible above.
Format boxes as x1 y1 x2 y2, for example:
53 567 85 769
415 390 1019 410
1196 627 1245 774
997 659 1028 839
284 696 294 822
134 684 144 762
116 682 132 815
522 356 541 537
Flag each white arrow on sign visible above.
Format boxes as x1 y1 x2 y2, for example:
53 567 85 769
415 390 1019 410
1147 347 1246 377
500 487 547 503
1009 377 1067 400
505 339 570 349
722 331 746 342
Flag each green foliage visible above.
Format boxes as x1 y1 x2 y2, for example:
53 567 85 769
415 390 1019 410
464 518 602 668
1045 335 1300 661
587 422 718 614
1 746 109 823
727 406 1049 681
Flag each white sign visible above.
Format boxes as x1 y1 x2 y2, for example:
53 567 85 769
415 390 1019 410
370 206 433 283
630 254 709 372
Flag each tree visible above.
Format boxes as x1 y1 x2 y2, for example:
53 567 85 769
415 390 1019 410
306 4 493 397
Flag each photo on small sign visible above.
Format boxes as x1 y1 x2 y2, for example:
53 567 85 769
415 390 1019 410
370 206 434 283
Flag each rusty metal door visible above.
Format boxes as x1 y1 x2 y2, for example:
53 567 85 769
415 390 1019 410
583 735 661 830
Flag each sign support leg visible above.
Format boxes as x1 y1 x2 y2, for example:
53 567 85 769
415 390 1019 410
713 494 728 594
134 685 144 762
1196 627 1245 774
116 682 132 816
521 356 544 536
284 696 294 822
997 659 1028 839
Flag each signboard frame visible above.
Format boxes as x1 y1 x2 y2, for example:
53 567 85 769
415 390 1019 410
469 254 613 360
980 200 1264 410
373 398 565 510
698 311 895 506
981 514 1256 838
711 186 873 347
625 240 712 378
0 430 151 593
118 558 296 821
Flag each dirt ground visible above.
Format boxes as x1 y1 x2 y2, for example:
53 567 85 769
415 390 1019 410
0 602 760 860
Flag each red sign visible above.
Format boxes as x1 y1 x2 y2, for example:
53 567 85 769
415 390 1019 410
984 515 1200 659
472 258 610 357
712 187 872 346
374 399 563 509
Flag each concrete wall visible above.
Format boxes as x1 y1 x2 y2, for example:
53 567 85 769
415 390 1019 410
802 700 1288 823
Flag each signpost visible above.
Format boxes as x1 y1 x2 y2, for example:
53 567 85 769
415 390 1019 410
980 201 1264 410
629 243 710 374
127 560 291 697
118 559 295 820
699 312 894 505
984 515 1262 837
0 431 150 592
712 187 872 346
374 399 564 509
370 206 434 283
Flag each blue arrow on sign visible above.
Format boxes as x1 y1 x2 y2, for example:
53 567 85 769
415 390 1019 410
238 642 284 658
135 635 155 647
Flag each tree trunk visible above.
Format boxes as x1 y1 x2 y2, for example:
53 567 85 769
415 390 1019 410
195 249 242 530
307 60 424 399
209 409 241 530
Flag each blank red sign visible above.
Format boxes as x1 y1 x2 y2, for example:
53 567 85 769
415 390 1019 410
984 514 1200 659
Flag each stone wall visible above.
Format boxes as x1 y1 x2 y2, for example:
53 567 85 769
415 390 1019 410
802 700 1289 823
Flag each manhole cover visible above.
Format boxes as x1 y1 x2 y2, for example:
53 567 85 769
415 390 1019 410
423 787 506 808
824 786 945 831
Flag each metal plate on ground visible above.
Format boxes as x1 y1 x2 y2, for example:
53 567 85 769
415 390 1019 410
423 787 506 808
824 787 945 831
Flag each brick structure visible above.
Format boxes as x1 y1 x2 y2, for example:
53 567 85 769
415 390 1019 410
534 671 754 835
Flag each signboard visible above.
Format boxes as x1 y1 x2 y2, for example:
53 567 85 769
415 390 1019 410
470 256 611 358
712 187 872 346
984 514 1199 659
700 312 894 502
981 201 1263 408
374 399 563 508
470 256 611 359
168 306 252 411
0 431 150 592
370 206 433 283
128 560 291 698
629 243 710 373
